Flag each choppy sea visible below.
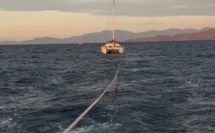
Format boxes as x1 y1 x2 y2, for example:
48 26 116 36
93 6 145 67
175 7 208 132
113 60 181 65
0 41 215 133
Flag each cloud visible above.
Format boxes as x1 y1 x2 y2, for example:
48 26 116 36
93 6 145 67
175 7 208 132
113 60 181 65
130 21 164 26
170 5 190 9
0 0 215 17
142 21 164 25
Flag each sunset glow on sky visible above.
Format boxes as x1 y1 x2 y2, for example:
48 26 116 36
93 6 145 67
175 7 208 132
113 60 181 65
1 0 215 41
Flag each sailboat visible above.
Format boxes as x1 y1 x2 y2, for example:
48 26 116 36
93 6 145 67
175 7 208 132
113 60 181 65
101 0 123 54
78 35 82 45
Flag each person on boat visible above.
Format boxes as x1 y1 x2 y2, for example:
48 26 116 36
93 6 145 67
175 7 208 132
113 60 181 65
112 40 116 47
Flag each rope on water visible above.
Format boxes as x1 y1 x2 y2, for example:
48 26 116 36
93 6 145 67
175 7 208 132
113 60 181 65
63 54 122 133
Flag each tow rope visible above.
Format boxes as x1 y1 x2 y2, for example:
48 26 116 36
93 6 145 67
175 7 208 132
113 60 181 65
63 54 122 133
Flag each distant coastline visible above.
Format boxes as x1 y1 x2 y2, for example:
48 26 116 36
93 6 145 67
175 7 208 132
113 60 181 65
126 28 215 43
0 27 214 45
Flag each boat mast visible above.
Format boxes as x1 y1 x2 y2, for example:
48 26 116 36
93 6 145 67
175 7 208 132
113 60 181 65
112 0 115 42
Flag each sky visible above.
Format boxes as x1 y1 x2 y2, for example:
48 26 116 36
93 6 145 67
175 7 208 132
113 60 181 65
1 0 215 41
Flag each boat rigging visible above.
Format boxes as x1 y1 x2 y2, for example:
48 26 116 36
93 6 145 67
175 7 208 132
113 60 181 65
101 0 124 54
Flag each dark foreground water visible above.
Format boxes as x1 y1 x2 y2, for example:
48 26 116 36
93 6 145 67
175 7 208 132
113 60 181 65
0 41 215 133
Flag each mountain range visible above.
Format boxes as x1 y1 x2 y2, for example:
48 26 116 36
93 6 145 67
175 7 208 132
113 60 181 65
0 27 214 45
127 28 215 42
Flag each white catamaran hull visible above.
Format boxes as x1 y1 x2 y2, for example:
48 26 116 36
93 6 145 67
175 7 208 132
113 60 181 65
101 41 123 54
101 46 123 54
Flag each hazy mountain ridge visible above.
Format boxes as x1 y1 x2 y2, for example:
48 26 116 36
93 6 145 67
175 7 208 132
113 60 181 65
0 27 214 45
127 28 215 42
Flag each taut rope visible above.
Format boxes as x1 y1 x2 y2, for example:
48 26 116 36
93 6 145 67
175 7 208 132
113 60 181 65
63 54 122 133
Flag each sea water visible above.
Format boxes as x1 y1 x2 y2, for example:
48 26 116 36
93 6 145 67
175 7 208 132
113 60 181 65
0 41 215 133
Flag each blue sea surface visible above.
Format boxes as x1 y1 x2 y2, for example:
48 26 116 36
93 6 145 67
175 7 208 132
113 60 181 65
0 41 215 133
